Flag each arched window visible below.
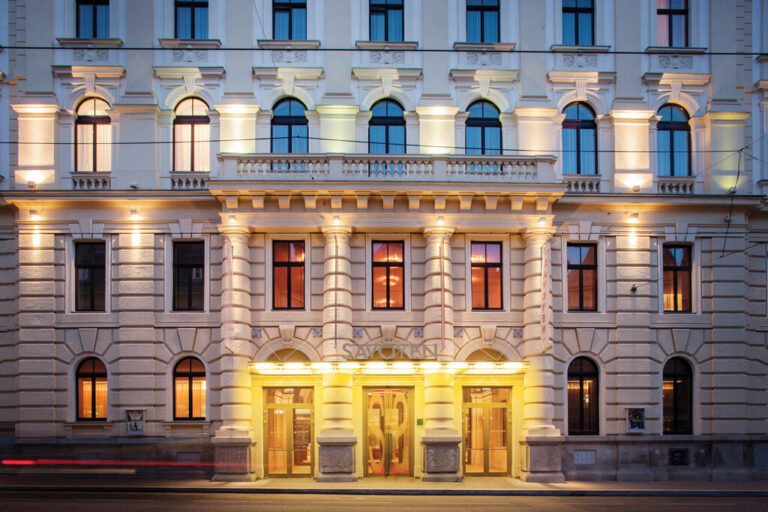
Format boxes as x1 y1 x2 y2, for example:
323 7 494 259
562 102 597 175
271 98 308 154
75 98 111 172
173 357 206 420
369 99 405 154
663 357 693 434
567 357 598 435
466 100 501 155
76 357 107 421
657 104 690 177
173 98 210 172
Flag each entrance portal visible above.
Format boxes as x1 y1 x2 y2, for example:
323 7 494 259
264 387 313 476
365 388 412 476
462 387 510 475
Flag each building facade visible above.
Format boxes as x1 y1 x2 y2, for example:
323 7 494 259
1 0 768 482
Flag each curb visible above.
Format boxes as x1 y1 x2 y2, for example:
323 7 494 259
2 486 768 498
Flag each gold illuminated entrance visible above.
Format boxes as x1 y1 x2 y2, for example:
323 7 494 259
365 388 412 476
462 387 511 475
264 388 313 477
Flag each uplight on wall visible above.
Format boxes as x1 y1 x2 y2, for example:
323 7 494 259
28 209 42 221
250 360 529 375
627 212 639 224
129 209 140 220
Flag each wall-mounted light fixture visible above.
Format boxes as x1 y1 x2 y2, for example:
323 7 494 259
129 209 140 220
28 209 41 221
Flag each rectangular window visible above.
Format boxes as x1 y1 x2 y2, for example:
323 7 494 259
173 241 205 311
273 0 307 40
467 0 499 44
370 0 404 42
567 243 597 311
656 0 688 47
470 242 502 310
273 241 305 309
77 0 110 39
562 0 593 46
175 0 208 40
663 244 692 312
372 241 404 309
75 242 106 312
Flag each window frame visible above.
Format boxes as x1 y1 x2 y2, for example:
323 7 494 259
74 97 111 173
172 356 207 421
272 240 306 310
273 0 307 40
76 0 110 39
656 0 688 48
470 241 503 311
368 99 407 155
662 243 692 313
173 97 211 172
271 98 309 154
662 356 693 435
466 0 500 44
371 240 406 311
566 356 599 435
562 0 594 46
171 240 206 312
369 0 404 42
656 104 691 177
76 357 108 421
566 242 598 312
74 241 107 312
67 237 111 314
174 0 208 40
465 100 502 156
561 102 598 176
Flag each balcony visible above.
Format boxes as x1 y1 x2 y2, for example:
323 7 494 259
217 153 556 184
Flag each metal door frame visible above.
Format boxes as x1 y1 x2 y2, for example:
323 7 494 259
263 388 314 477
461 387 512 476
363 387 414 477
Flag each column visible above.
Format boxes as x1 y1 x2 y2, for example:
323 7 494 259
316 221 357 481
422 224 455 359
520 227 564 482
213 226 255 481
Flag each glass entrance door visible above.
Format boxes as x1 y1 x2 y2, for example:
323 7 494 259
365 388 412 476
462 387 510 475
265 387 313 476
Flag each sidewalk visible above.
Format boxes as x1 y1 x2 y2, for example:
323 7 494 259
1 473 768 497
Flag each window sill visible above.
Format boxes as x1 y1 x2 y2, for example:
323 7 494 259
156 311 217 327
356 41 419 50
57 38 123 48
64 421 113 438
550 44 610 53
650 313 708 328
57 312 118 327
645 46 707 54
258 40 321 50
453 42 515 52
162 421 211 438
554 312 615 328
158 38 222 49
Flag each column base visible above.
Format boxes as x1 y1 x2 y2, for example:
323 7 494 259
212 435 256 481
317 435 357 482
422 435 462 482
520 435 565 483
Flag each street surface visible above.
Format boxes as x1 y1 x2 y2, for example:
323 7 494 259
1 490 768 512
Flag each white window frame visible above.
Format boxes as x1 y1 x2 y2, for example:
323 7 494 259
365 234 411 312
464 234 511 312
66 236 112 314
561 238 606 314
358 0 419 43
167 353 209 422
657 239 701 315
164 235 210 313
563 354 605 436
162 0 219 40
69 355 112 423
265 234 311 312
648 0 709 49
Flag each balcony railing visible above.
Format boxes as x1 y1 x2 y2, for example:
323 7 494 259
218 153 556 183
71 172 112 190
564 174 601 193
657 176 695 194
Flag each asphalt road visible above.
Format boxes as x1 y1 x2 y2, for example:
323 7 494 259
2 491 768 512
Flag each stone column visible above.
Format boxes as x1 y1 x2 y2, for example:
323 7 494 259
213 226 255 481
422 371 462 481
316 221 357 481
520 227 564 482
422 224 455 359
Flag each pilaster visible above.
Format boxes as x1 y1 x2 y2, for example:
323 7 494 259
422 225 455 360
321 222 353 361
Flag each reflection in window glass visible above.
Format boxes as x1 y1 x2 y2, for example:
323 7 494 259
567 357 599 434
562 0 593 46
372 241 405 309
657 105 690 177
176 0 208 40
663 245 691 312
77 0 110 39
466 101 501 155
273 241 305 309
370 0 403 42
369 100 406 154
663 357 692 434
271 99 308 154
471 242 502 310
274 0 307 40
467 0 499 43
567 243 597 311
562 102 597 175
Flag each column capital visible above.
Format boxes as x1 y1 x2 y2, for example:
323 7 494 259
322 224 352 238
219 226 250 241
423 224 454 238
523 227 556 245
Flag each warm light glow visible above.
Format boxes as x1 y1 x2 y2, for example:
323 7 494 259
250 360 527 375
338 361 360 371
129 209 139 220
31 229 42 248
130 227 141 247
628 227 638 248
437 216 445 226
615 172 653 191
332 215 341 225
627 212 639 224
28 210 41 221
538 216 547 226
310 362 333 372
228 214 237 225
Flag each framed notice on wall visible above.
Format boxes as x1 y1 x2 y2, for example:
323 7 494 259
626 408 646 433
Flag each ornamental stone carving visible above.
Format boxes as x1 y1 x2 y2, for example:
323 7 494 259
466 52 502 66
658 55 693 69
73 48 109 62
172 49 208 63
319 445 355 473
562 54 597 68
271 49 307 64
424 445 460 473
370 50 404 65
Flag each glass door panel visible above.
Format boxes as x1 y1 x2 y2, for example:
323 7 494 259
462 387 510 476
267 409 289 475
464 407 485 474
265 388 313 477
366 388 411 476
488 407 508 474
292 408 312 475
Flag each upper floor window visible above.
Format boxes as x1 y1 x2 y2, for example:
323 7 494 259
467 0 499 44
466 101 501 155
562 102 597 175
77 357 107 421
174 357 206 420
663 244 691 313
663 357 693 434
370 0 403 42
77 0 109 39
173 98 210 172
271 99 308 153
75 242 106 312
273 241 305 310
274 0 306 40
562 0 593 46
567 357 599 435
567 243 597 312
372 241 404 310
175 0 208 40
657 105 690 177
471 242 502 310
656 0 688 47
369 99 406 154
173 241 204 311
75 98 111 173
